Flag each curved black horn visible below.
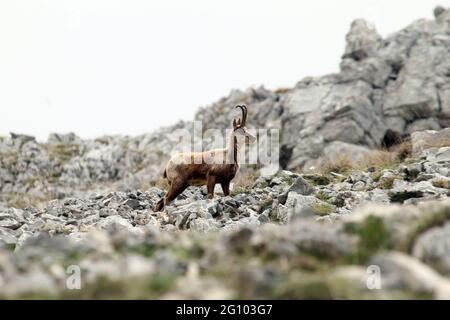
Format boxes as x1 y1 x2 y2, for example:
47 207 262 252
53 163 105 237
235 105 247 125
242 105 248 125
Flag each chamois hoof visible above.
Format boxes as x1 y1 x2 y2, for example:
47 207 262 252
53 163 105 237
154 199 165 212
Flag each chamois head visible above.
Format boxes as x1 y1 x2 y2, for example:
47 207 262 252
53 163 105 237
233 105 256 144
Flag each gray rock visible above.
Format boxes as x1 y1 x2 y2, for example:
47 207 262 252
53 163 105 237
0 8 450 300
434 6 446 18
0 228 17 246
432 147 450 163
322 141 373 165
96 216 135 233
411 128 450 156
406 118 441 134
278 176 314 204
371 251 450 298
342 19 382 61
47 132 82 145
1 8 450 190
413 222 450 275
1 268 57 297
352 181 366 191
287 220 356 257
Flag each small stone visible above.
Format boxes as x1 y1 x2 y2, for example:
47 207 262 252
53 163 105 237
123 199 142 210
352 181 366 191
278 176 314 204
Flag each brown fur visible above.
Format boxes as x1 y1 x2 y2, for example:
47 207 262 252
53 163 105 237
154 148 239 211
155 106 253 211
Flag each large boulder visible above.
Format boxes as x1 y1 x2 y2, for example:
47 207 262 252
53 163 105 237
342 19 382 61
413 222 450 275
411 128 450 156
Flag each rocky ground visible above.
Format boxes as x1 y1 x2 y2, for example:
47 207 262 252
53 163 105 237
1 6 450 299
3 7 450 205
0 128 450 299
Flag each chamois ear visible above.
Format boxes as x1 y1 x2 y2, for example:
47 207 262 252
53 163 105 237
233 119 238 129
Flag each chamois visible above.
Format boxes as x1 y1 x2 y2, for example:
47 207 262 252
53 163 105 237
154 105 256 211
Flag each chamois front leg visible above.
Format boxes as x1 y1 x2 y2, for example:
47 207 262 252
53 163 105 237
207 175 216 199
221 181 230 196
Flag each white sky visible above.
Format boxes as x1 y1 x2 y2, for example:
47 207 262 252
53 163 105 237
1 0 449 141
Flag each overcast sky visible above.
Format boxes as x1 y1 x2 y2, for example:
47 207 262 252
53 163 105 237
1 0 449 141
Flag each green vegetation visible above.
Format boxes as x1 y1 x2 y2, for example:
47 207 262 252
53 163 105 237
315 190 331 202
378 176 398 190
303 174 331 186
60 275 176 299
399 207 450 253
344 216 391 263
46 143 81 165
230 186 250 197
2 192 54 209
0 150 19 168
282 176 295 186
258 198 274 214
272 270 428 300
370 170 383 182
128 244 156 258
274 272 333 299
312 202 335 216
4 193 30 209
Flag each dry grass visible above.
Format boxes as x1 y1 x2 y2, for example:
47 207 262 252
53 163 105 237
432 178 450 189
274 87 290 94
378 176 398 190
416 136 450 152
363 150 398 168
3 193 53 209
319 140 413 175
319 154 355 174
362 141 412 169
312 202 335 216
233 173 257 190
391 140 413 160
145 176 169 190
435 137 450 148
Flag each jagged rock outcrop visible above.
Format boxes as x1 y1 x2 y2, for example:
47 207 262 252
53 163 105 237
1 130 450 298
2 7 450 300
2 7 450 202
176 7 450 172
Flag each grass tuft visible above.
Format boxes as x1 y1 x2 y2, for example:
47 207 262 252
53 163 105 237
344 216 391 263
312 202 335 216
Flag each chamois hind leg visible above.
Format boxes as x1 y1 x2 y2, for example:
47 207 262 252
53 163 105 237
164 179 188 206
154 179 186 212
155 198 163 212
207 175 216 199
221 181 230 196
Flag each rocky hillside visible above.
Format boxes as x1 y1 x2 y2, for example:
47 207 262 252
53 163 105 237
1 7 450 299
0 128 449 299
2 7 450 205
